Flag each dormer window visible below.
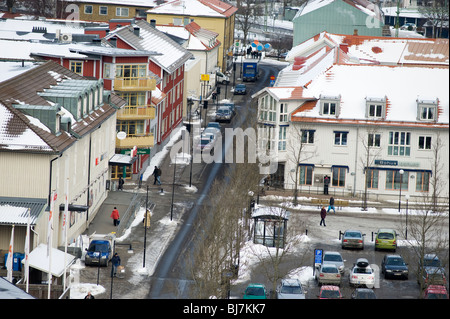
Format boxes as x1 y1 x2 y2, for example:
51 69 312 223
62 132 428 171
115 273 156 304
319 94 340 116
366 96 386 119
417 98 438 122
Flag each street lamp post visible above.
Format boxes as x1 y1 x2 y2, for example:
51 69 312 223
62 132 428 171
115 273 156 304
398 169 404 212
405 194 410 240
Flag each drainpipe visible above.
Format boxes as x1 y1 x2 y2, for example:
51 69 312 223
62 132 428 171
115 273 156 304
48 154 62 209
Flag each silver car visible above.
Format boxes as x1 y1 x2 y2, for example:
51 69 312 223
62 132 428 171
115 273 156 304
341 230 365 250
323 251 346 274
276 278 306 299
316 264 342 286
215 106 233 122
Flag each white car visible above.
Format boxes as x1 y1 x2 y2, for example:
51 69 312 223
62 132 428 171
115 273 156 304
349 258 375 288
276 278 306 299
322 251 345 274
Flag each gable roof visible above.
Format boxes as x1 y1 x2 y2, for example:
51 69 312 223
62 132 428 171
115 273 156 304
296 0 381 19
148 0 237 18
0 61 121 153
107 20 193 74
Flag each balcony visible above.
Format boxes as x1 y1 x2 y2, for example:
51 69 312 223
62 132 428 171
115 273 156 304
115 134 154 149
114 77 156 92
117 105 156 120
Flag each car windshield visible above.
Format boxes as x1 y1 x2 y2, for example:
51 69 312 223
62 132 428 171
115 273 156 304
322 266 338 273
321 290 340 298
200 139 210 146
356 291 376 299
88 243 108 252
345 232 361 238
386 257 405 266
354 267 372 274
427 292 447 299
217 109 230 115
324 254 342 262
246 287 265 296
378 232 394 239
281 285 303 294
236 85 245 89
424 257 440 267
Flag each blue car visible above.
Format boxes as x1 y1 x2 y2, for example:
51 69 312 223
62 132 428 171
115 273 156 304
234 84 247 95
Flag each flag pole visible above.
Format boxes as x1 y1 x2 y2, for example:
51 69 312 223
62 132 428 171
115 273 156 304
6 225 14 283
63 178 69 292
25 209 31 292
48 190 56 299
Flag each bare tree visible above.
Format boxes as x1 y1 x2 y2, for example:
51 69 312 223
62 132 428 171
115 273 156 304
419 0 449 38
359 127 382 211
235 0 265 46
286 124 317 206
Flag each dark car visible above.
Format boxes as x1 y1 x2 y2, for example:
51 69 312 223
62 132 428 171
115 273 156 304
419 254 447 287
234 84 247 95
381 254 409 279
351 288 376 299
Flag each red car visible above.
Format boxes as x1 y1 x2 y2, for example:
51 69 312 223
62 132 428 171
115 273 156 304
423 285 449 299
318 285 342 299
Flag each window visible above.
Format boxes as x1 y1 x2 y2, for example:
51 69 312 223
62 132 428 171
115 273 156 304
366 97 386 119
385 170 408 190
99 6 108 15
418 136 432 150
299 165 313 185
417 99 438 121
118 92 146 106
278 126 287 151
279 103 288 122
70 61 83 75
369 104 383 118
84 5 93 14
301 130 315 144
323 102 336 115
416 172 430 192
116 7 129 17
116 120 145 137
332 167 346 187
388 131 410 156
420 106 436 120
366 169 379 189
173 18 182 26
103 63 113 79
368 133 381 147
334 131 348 146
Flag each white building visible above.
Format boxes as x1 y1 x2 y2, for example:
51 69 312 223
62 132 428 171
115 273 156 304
253 32 449 202
0 61 126 255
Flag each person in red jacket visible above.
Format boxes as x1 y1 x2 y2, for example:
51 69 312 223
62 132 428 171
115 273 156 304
319 206 327 227
111 207 120 226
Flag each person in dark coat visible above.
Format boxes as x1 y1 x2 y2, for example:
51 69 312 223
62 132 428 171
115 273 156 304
320 206 327 227
152 166 161 185
84 291 95 299
118 177 124 190
327 196 336 213
111 253 121 277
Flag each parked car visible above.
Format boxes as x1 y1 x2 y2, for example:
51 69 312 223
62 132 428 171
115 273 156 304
351 288 376 299
276 278 306 299
206 122 221 130
349 258 375 287
381 254 409 279
375 228 397 251
322 251 345 274
234 84 247 95
419 254 447 287
215 106 233 123
218 99 236 114
423 285 449 299
195 134 216 154
243 283 267 299
318 285 342 299
341 230 365 250
316 263 342 286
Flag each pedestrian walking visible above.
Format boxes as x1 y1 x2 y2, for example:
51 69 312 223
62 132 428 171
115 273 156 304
320 206 327 227
327 196 336 213
111 253 121 277
110 207 120 226
118 177 124 191
152 166 162 185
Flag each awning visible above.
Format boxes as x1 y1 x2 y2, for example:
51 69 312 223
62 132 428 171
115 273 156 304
24 243 75 277
109 153 136 166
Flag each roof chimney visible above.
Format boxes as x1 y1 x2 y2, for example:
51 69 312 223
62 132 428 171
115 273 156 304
134 27 140 37
109 37 117 47
150 19 156 28
339 43 348 53
353 29 358 36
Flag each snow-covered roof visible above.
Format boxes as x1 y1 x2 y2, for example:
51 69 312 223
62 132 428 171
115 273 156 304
26 243 76 277
107 20 193 74
297 0 381 18
287 31 449 66
291 64 449 126
147 0 238 18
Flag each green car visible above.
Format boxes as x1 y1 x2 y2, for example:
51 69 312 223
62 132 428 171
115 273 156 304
375 229 398 251
243 283 267 299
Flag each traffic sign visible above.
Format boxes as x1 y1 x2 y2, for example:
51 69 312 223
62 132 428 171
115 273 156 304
314 249 323 275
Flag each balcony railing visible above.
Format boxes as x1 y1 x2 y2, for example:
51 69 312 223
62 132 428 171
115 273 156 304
117 105 156 120
114 77 156 91
115 134 154 149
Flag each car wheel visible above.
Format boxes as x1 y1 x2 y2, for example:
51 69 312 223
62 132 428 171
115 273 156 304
222 80 227 84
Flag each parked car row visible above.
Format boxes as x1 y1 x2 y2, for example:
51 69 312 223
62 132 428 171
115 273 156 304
215 100 236 123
